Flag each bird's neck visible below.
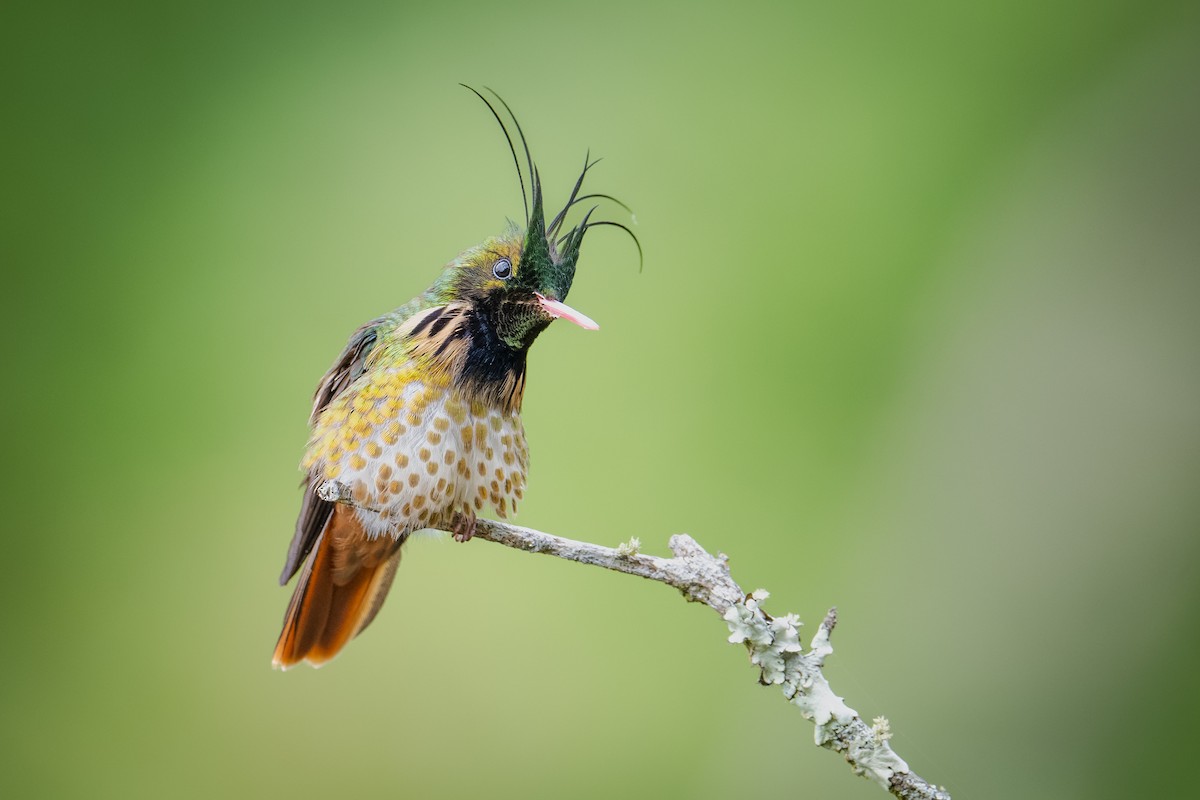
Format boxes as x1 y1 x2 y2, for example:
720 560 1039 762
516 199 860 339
459 305 530 414
395 302 529 415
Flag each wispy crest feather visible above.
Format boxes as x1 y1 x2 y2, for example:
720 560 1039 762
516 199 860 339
460 84 643 273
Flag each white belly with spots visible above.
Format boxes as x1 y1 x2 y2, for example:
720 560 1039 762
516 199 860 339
323 380 528 539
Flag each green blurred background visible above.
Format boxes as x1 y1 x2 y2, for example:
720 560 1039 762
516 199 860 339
4 1 1198 798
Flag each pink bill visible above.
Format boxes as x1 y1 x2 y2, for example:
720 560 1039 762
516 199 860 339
535 292 599 330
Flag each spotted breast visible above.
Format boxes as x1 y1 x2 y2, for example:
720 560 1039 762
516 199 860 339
302 362 529 539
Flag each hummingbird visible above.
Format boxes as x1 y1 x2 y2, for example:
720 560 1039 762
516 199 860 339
273 88 638 669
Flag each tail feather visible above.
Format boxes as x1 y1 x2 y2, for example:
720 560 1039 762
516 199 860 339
273 505 403 669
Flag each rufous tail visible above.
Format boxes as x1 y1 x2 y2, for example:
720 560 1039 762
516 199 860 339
272 505 403 669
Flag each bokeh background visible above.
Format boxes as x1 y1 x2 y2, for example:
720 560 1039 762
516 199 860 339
4 1 1198 798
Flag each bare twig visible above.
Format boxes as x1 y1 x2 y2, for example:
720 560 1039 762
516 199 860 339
469 516 951 800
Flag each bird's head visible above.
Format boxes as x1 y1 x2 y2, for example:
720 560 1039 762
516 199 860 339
428 87 640 353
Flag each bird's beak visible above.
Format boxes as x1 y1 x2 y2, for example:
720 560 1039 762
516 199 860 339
535 292 599 330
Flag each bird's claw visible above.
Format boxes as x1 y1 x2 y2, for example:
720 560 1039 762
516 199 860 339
451 510 477 543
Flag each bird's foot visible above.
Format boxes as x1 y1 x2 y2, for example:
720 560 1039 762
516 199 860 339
451 510 477 543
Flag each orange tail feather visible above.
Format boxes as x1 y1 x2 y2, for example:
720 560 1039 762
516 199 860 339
273 505 403 669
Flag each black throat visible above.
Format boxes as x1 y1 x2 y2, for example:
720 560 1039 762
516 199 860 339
459 306 529 397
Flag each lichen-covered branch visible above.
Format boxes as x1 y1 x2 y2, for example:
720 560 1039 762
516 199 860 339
320 478 946 797
467 517 952 800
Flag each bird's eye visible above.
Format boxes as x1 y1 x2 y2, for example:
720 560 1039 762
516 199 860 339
492 258 512 280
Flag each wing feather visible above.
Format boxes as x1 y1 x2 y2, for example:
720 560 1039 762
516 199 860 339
279 318 383 585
